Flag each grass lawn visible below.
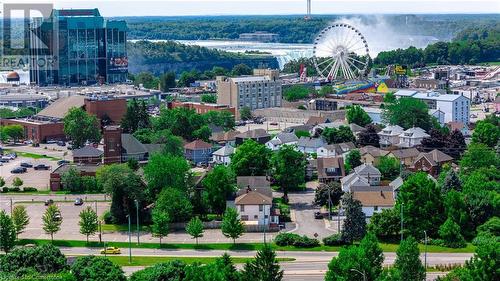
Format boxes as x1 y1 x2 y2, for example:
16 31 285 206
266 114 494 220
17 239 476 253
3 149 61 160
103 256 295 266
101 224 150 233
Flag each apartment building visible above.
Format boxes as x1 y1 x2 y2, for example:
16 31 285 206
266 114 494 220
216 69 282 118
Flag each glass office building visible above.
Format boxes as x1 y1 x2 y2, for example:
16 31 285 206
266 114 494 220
30 9 127 86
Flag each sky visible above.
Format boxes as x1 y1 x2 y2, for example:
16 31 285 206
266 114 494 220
2 0 500 17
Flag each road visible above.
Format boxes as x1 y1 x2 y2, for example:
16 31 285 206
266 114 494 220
287 181 337 239
61 247 471 280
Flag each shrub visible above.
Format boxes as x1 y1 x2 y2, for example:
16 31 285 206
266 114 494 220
102 210 113 224
2 187 9 193
439 218 467 248
323 234 346 246
22 187 37 192
293 235 320 248
0 244 67 274
274 232 301 246
10 187 21 192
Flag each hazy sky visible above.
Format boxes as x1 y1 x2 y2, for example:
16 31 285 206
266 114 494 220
4 0 500 17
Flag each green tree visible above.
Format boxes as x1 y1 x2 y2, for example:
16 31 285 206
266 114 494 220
121 99 151 134
439 217 466 248
321 126 356 144
345 149 362 173
151 209 170 246
61 166 83 193
232 63 252 76
0 176 5 188
71 255 126 281
134 71 160 89
0 210 16 252
239 106 252 121
2 124 24 142
129 260 187 281
283 85 310 101
346 105 372 126
159 71 176 91
201 94 217 103
221 207 245 244
393 236 425 281
155 188 193 223
272 145 306 201
243 245 283 281
384 92 396 103
12 177 23 188
460 143 500 174
96 164 144 224
360 233 384 280
193 125 212 142
63 107 101 149
341 193 367 244
357 124 380 147
79 207 98 243
144 153 190 198
186 216 204 244
230 139 271 176
177 70 200 87
441 169 461 193
396 172 444 238
319 85 334 96
376 156 400 181
0 244 67 274
203 165 236 216
43 205 62 242
444 190 472 239
472 121 500 148
11 205 29 239
383 97 432 131
367 208 400 242
313 182 344 209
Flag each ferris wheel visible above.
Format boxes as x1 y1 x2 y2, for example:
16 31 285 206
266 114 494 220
313 23 370 82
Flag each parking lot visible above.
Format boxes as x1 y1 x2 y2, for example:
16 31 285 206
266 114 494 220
0 156 57 190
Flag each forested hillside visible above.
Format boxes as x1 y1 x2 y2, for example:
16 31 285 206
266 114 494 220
127 40 279 75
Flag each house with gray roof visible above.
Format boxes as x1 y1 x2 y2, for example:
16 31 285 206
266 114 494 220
72 145 103 164
265 132 299 151
212 144 234 166
121 134 163 162
235 129 271 146
398 127 430 148
378 125 404 147
316 142 356 158
341 163 381 192
296 136 327 154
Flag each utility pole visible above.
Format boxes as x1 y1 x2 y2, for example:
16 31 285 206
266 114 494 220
10 198 13 216
328 185 332 221
135 199 140 245
263 199 267 244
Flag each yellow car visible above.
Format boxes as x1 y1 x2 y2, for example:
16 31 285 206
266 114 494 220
100 247 121 255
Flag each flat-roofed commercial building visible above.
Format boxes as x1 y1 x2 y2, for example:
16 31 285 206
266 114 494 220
216 69 282 118
30 9 127 86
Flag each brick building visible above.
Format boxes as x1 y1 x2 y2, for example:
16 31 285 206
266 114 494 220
168 101 236 115
0 118 64 143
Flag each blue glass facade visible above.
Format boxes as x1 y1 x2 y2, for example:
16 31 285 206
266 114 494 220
30 9 127 86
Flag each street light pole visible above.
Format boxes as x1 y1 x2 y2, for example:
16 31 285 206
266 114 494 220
400 203 404 242
135 199 140 245
424 230 428 279
263 200 267 244
328 185 332 221
128 215 132 264
10 198 13 216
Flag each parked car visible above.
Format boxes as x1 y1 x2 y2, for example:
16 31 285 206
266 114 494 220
74 198 84 206
57 141 66 146
57 160 70 166
34 164 51 170
44 199 54 206
20 162 33 168
0 157 10 163
11 167 27 174
4 153 16 160
100 247 121 255
270 122 278 126
314 212 323 219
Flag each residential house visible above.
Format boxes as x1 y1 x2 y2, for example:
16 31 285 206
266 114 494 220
297 137 327 154
120 134 163 162
341 163 381 192
50 163 100 191
389 177 404 199
184 140 213 165
351 188 395 217
411 149 453 177
359 145 390 165
212 145 234 166
377 125 404 148
317 157 345 183
284 124 313 134
305 116 331 126
209 130 239 146
237 176 271 193
398 127 430 148
447 121 470 136
388 148 421 167
316 142 356 158
235 188 278 226
265 132 298 151
72 145 103 164
235 129 271 146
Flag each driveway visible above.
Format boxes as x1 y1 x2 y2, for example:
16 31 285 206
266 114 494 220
287 181 334 239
